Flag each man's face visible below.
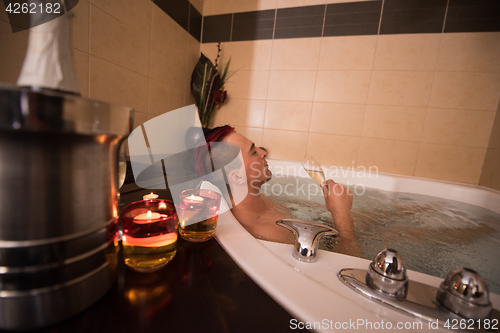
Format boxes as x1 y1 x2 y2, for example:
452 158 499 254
223 132 272 187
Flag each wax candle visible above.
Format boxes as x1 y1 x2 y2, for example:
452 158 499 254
134 210 161 221
143 192 159 200
185 194 204 203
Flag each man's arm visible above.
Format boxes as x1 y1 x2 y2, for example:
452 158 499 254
321 180 362 257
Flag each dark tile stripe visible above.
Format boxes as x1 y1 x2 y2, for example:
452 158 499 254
274 5 325 39
232 10 275 41
154 0 190 31
324 1 382 37
152 0 500 44
445 0 500 33
189 4 202 41
203 14 232 43
380 0 447 34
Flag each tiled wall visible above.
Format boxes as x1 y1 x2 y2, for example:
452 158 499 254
201 0 500 185
480 102 500 191
1 0 499 188
0 0 201 128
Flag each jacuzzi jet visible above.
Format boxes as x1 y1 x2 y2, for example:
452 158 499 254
436 267 492 320
276 219 337 263
366 249 408 298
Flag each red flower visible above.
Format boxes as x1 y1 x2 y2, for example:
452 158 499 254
211 88 227 107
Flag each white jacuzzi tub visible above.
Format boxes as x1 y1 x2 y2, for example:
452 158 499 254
213 158 500 332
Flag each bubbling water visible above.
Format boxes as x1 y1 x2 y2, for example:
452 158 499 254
262 176 500 294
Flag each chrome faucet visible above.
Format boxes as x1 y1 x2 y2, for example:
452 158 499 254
276 219 338 263
339 249 498 331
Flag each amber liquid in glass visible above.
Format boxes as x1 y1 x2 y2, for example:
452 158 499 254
179 215 218 242
122 214 177 272
305 169 326 184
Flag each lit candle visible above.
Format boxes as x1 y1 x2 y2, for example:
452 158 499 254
143 192 159 200
185 194 204 204
134 210 161 221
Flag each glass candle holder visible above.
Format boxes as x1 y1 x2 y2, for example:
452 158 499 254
121 199 178 272
177 189 222 242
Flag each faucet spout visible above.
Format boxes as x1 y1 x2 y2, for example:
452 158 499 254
276 219 338 263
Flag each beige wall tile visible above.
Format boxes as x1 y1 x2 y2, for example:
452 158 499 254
234 126 264 147
262 129 308 160
226 70 270 99
314 71 371 104
89 56 148 112
233 0 277 12
190 0 204 15
268 70 316 101
309 102 365 136
224 98 266 127
421 108 495 148
319 36 377 70
307 133 360 167
479 147 500 191
91 0 152 37
362 105 426 141
133 111 149 129
327 0 373 2
209 106 226 127
276 0 326 9
150 6 188 88
150 48 187 91
203 0 233 15
264 100 312 131
0 21 28 84
73 49 89 97
90 6 150 76
429 72 500 111
184 93 196 108
357 138 419 176
373 34 440 71
71 0 89 53
0 1 9 23
186 35 201 77
227 40 272 71
486 106 500 149
368 71 433 107
148 79 185 116
184 35 201 105
415 143 485 184
271 38 321 70
200 42 230 64
436 32 500 73
151 5 188 61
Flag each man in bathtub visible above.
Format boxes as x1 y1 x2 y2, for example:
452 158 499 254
193 125 360 256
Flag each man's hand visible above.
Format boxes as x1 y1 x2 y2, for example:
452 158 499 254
321 180 355 240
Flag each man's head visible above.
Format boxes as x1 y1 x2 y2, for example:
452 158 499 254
194 125 272 191
222 131 272 189
194 125 237 177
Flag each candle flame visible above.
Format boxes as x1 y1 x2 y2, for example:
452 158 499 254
189 194 195 199
147 211 152 219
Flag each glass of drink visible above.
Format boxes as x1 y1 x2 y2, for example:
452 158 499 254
301 156 326 184
177 189 222 242
117 143 127 188
120 199 178 272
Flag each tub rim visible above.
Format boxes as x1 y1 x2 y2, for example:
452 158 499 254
212 158 500 333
